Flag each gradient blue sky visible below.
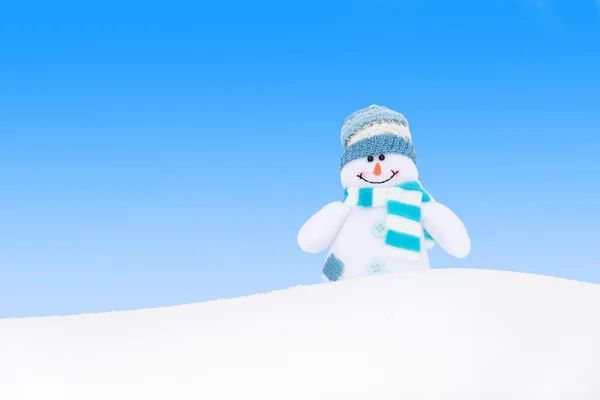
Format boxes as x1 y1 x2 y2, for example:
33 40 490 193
1 0 599 318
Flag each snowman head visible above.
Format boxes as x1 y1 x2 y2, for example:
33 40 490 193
340 150 418 188
339 105 419 188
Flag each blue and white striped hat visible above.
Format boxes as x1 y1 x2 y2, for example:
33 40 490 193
340 105 417 170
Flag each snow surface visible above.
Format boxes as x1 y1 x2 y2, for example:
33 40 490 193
1 269 599 400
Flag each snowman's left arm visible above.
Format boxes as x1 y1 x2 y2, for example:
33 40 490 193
421 201 471 258
297 201 352 254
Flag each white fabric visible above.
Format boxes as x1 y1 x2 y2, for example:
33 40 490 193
327 206 430 280
347 121 412 146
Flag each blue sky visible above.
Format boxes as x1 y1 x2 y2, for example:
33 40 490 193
1 0 599 318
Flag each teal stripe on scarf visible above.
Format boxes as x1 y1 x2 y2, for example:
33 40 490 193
424 229 434 241
357 188 373 207
387 200 421 221
385 231 421 252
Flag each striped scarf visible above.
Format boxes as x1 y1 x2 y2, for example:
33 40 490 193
343 181 435 261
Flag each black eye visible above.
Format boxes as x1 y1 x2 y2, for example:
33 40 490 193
367 156 374 162
379 154 385 161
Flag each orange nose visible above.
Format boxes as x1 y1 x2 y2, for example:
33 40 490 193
373 162 382 176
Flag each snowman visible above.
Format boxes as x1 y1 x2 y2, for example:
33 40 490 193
297 105 471 282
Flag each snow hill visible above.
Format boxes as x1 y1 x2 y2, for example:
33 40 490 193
1 269 599 400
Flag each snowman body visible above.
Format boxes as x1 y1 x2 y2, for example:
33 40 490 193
322 205 430 282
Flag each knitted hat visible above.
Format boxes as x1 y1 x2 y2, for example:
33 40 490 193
340 105 417 170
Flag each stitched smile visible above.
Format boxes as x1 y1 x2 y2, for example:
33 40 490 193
357 170 399 184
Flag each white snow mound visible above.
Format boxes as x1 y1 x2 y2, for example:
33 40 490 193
1 269 599 400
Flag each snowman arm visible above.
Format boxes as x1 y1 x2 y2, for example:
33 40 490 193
297 201 352 253
421 201 471 259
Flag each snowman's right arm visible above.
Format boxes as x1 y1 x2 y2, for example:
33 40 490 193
297 201 352 253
